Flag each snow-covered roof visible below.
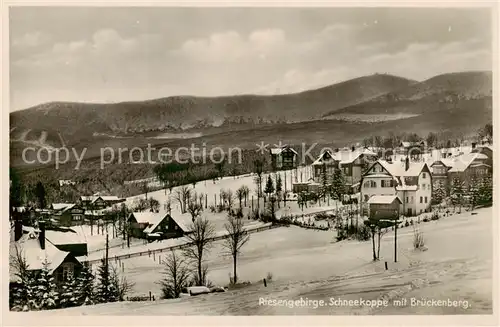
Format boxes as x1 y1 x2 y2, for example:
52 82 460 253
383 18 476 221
270 146 298 155
45 230 86 245
100 196 122 201
141 213 170 234
433 158 455 168
403 162 428 177
312 147 376 166
84 209 107 216
400 141 411 148
376 160 429 178
169 213 195 233
367 195 402 204
52 203 77 213
129 212 162 224
21 226 41 236
337 148 377 165
469 163 491 169
448 153 489 173
377 160 406 177
9 234 71 282
395 185 418 191
364 173 392 178
312 150 335 166
80 195 123 203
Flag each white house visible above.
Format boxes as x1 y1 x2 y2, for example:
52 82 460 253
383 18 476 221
360 158 433 217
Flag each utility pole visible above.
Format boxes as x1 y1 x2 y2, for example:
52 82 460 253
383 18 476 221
394 214 398 263
105 232 109 271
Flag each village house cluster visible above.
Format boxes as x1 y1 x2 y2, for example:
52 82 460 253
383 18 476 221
9 136 493 301
270 139 493 220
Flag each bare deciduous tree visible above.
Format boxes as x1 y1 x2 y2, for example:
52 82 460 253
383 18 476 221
226 189 235 211
222 215 250 284
183 218 216 286
241 185 250 207
174 186 191 214
253 159 264 198
111 264 135 301
157 250 190 299
236 187 245 208
187 194 203 222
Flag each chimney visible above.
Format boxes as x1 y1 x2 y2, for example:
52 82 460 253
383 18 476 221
14 219 22 242
39 221 46 250
405 157 410 171
335 148 339 153
351 146 355 152
472 142 476 149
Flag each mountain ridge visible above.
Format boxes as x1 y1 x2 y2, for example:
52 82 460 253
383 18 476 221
10 73 416 141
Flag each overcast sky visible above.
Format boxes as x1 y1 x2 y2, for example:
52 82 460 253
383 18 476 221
10 7 492 111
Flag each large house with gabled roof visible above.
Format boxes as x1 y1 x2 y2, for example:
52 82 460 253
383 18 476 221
312 147 378 192
9 221 85 290
360 157 433 217
430 151 491 194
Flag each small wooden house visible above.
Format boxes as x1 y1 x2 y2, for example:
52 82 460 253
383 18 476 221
51 203 85 227
9 222 84 289
128 212 192 240
270 146 298 170
367 195 402 220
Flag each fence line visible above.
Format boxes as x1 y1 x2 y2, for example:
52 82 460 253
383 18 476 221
84 223 279 265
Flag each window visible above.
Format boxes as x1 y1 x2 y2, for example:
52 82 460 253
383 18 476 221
371 180 377 188
406 197 409 203
73 215 82 221
62 263 74 281
422 184 426 191
420 196 423 203
422 172 426 179
425 196 428 203
174 225 178 231
411 196 414 203
364 195 369 202
381 180 393 188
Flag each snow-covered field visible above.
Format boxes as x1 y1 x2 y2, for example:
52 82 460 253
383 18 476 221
35 206 492 315
125 166 314 209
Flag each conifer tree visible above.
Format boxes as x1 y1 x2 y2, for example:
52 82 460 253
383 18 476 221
478 175 493 205
59 276 78 308
95 258 118 304
432 181 447 206
275 175 283 208
330 167 345 209
264 175 275 197
75 265 95 305
10 246 37 311
34 257 59 310
451 177 464 213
